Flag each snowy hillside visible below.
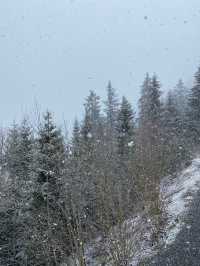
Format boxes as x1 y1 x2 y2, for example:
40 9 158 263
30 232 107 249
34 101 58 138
81 158 200 266
162 158 200 247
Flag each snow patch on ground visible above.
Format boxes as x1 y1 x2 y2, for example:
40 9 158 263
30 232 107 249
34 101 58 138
162 158 200 246
129 157 200 264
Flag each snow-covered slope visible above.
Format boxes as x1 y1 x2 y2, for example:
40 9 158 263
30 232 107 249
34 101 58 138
130 157 200 265
131 157 200 265
66 158 200 265
162 158 200 246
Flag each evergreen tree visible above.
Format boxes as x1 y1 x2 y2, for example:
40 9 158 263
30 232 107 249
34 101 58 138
81 90 102 142
187 67 200 145
150 74 162 123
0 128 6 174
5 122 21 179
68 118 83 213
0 124 19 265
4 123 22 260
137 74 164 243
116 96 135 157
138 73 152 128
174 79 189 118
104 81 119 134
138 74 163 146
80 90 103 173
15 118 34 265
31 111 67 265
18 118 34 181
6 119 34 185
114 97 136 218
162 91 187 173
71 118 81 158
3 119 34 265
138 73 162 152
104 81 119 154
139 74 162 129
163 91 181 136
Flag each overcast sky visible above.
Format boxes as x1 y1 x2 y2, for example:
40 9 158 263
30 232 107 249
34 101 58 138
0 0 200 129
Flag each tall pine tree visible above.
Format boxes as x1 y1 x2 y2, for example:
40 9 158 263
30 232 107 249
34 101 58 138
116 96 135 157
31 111 67 265
187 67 200 146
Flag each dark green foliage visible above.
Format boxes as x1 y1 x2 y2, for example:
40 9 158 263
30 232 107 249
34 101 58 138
2 119 34 266
104 81 119 135
139 74 162 130
140 74 162 132
162 91 189 173
72 118 81 157
187 68 200 145
5 123 21 178
117 96 135 157
81 90 101 141
104 81 119 155
30 111 68 265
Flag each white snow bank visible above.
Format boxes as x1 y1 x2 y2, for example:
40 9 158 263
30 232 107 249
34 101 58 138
119 157 200 264
162 158 200 246
130 157 200 264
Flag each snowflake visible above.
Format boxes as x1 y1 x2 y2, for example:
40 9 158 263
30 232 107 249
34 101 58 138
128 141 134 147
87 132 92 138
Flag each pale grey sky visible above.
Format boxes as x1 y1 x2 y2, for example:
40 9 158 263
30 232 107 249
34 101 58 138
0 0 199 128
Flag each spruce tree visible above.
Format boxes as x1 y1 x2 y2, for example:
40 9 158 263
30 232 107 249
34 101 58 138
71 118 81 158
139 74 162 129
104 81 119 154
3 119 34 265
116 96 135 157
188 67 200 145
31 111 67 265
137 74 164 243
114 96 136 218
15 118 34 265
150 74 162 124
163 91 181 137
80 90 103 171
80 91 112 231
81 90 102 142
5 122 21 179
138 73 152 128
138 73 163 155
162 91 187 173
104 81 119 134
1 123 20 265
174 79 189 118
18 118 34 181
